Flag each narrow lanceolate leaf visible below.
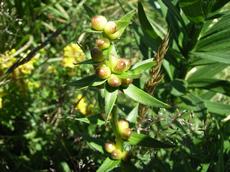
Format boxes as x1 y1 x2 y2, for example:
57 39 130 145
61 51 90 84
111 10 135 38
119 59 156 79
75 116 105 126
179 0 205 23
97 158 120 172
128 132 174 148
192 13 230 64
188 78 230 96
203 100 230 116
138 2 160 40
69 75 96 89
105 88 118 120
69 75 105 89
75 59 99 65
123 84 170 108
87 141 104 154
126 105 139 123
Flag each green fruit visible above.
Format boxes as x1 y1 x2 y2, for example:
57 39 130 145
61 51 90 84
104 21 117 35
120 128 132 140
96 64 111 79
117 119 129 130
104 142 116 153
117 120 132 140
91 15 107 31
112 58 130 74
90 47 104 62
111 149 123 160
96 38 110 50
107 74 121 87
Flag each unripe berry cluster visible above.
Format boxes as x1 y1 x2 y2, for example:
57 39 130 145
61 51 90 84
104 142 128 160
91 15 120 40
117 119 132 140
90 15 133 89
104 120 131 160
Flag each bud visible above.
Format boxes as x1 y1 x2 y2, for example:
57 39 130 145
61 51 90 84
104 142 116 153
107 74 121 87
90 47 104 62
121 78 133 87
111 149 123 160
120 128 132 140
96 64 111 79
117 119 129 131
91 15 107 31
114 59 126 73
96 38 110 50
123 59 131 71
111 149 128 160
104 21 117 36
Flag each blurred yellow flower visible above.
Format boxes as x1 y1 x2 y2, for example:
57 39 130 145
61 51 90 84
75 94 87 115
0 49 16 71
61 43 85 68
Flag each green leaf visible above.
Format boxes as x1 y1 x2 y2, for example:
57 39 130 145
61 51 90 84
75 116 105 126
87 141 104 154
128 132 174 148
203 100 230 116
83 4 96 18
59 162 71 172
186 63 228 81
76 59 99 65
179 0 205 23
105 88 118 120
191 51 230 64
110 10 135 38
126 105 139 123
192 13 230 64
188 78 230 96
69 75 105 89
97 158 120 172
123 84 170 108
118 59 156 79
138 2 160 40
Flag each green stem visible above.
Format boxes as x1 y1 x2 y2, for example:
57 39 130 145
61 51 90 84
111 106 123 150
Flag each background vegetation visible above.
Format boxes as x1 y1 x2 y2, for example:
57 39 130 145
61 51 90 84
0 0 230 171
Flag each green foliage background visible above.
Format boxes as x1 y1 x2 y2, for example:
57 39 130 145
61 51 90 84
0 0 230 171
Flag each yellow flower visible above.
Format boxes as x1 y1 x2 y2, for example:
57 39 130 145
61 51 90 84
75 94 87 115
61 43 85 68
0 49 16 70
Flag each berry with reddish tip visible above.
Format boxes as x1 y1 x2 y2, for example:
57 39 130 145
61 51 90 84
96 38 110 50
104 21 117 36
104 142 116 153
96 64 111 79
91 15 107 31
113 58 127 74
91 47 104 62
107 74 122 87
